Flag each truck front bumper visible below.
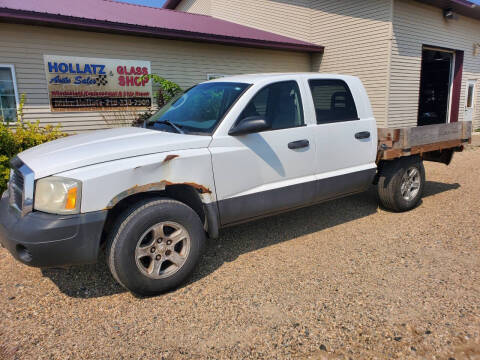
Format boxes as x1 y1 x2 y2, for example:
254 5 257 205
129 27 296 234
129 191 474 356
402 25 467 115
0 191 107 268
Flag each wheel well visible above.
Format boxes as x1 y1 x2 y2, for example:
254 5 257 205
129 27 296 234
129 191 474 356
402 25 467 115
101 185 206 246
377 155 422 173
375 155 423 185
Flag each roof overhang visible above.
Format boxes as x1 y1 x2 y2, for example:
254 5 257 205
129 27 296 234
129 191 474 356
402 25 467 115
416 0 480 21
0 8 324 53
164 0 480 21
163 0 182 9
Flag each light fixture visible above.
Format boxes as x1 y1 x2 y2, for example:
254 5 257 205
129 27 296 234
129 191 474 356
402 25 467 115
443 8 455 19
433 51 444 61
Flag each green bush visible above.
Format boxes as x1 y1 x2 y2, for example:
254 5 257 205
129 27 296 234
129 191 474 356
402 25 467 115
133 75 183 127
147 74 183 107
138 74 182 108
0 121 67 193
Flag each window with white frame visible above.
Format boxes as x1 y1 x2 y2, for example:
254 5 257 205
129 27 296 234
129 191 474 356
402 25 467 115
0 65 19 123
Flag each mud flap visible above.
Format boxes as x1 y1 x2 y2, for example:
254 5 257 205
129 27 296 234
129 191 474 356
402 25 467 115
422 148 457 165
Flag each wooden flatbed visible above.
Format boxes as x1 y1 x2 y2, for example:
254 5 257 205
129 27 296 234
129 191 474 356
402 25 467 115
377 121 472 164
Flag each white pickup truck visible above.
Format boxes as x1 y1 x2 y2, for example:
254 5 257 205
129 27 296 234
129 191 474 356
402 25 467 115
0 73 471 295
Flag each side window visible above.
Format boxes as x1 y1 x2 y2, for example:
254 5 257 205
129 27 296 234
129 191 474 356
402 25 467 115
308 80 358 124
238 81 304 131
0 65 19 123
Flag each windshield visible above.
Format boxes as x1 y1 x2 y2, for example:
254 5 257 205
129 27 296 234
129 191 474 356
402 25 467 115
148 82 250 135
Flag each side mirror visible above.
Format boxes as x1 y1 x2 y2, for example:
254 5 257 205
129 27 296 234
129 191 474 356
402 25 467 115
228 116 270 136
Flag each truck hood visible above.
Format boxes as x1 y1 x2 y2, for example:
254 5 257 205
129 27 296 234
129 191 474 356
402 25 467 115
18 127 212 179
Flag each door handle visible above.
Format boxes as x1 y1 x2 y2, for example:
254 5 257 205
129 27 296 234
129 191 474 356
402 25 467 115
288 139 310 149
355 131 370 140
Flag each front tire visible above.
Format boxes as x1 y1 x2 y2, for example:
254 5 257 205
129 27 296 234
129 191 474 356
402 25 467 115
106 198 206 296
377 156 425 212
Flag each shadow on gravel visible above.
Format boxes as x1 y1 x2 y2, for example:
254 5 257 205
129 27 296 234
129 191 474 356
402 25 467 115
41 256 126 298
186 180 461 288
422 181 460 197
41 181 460 298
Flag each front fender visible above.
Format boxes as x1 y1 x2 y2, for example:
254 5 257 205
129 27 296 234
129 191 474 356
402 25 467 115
58 148 217 213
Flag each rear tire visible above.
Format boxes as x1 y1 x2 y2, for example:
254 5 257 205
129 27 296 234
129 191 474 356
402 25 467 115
106 198 206 296
377 156 425 212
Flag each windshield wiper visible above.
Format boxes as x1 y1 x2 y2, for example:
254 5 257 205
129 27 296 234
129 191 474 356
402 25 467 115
156 120 185 134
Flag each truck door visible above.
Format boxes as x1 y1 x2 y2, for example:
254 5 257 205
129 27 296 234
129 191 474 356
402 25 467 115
305 78 377 202
209 80 317 225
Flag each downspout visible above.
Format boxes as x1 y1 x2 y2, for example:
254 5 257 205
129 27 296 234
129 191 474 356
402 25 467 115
309 0 322 72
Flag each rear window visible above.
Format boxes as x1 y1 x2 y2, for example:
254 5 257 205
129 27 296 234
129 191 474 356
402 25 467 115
308 79 358 124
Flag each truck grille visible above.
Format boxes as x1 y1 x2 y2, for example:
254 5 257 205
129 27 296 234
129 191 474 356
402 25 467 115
9 168 25 211
8 157 34 215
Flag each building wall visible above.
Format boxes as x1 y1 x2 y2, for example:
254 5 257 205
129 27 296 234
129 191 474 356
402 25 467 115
212 0 312 43
175 0 393 126
309 0 393 127
389 0 480 129
177 0 312 42
176 0 480 130
0 23 311 133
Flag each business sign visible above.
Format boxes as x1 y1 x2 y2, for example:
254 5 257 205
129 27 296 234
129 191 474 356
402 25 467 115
44 55 153 111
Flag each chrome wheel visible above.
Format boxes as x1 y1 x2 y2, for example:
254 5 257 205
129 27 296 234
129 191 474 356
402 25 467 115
135 222 190 279
400 166 421 201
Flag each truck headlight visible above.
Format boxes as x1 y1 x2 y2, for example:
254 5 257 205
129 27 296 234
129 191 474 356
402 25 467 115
34 177 82 214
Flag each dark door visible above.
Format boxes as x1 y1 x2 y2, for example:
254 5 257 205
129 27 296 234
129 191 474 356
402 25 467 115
418 48 453 126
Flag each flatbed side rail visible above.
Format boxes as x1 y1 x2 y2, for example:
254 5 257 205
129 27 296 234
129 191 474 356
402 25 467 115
377 121 472 162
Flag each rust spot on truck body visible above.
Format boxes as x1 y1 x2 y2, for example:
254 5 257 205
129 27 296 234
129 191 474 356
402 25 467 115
163 154 179 163
181 182 212 194
105 180 211 209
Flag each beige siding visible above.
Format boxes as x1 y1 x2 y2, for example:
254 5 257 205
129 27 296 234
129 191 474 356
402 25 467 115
389 0 480 129
309 0 393 127
176 0 312 42
0 23 311 133
177 0 393 126
176 0 211 14
210 0 312 43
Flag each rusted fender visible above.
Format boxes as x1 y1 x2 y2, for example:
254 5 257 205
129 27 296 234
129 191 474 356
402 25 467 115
105 180 212 209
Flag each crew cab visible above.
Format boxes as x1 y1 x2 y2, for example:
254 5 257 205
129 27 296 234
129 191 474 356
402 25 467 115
0 73 472 295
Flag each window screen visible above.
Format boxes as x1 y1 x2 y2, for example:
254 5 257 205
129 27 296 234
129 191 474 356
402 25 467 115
309 80 358 124
0 66 18 123
238 81 304 131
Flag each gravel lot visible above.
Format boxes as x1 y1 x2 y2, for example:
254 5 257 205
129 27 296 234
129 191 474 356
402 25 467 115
1 147 480 360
